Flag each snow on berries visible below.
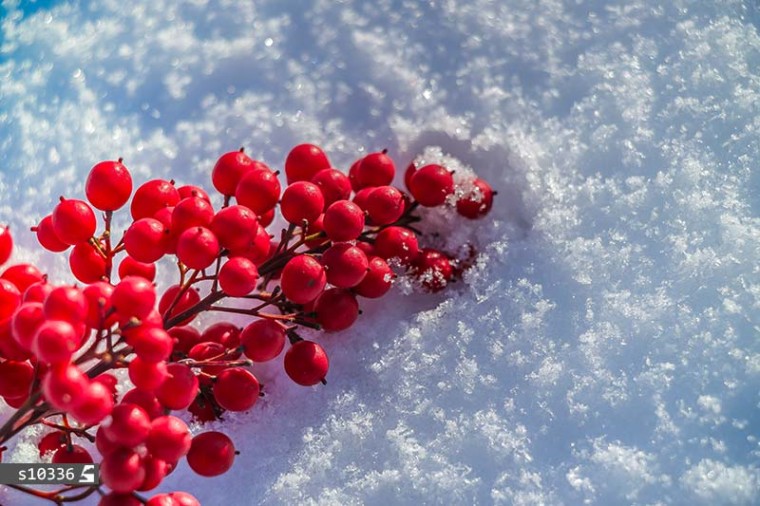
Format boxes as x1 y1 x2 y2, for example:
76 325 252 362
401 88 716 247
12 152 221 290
0 143 493 504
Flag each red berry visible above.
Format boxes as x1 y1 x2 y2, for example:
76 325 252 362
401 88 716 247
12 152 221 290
1 263 43 293
177 184 211 203
44 285 87 324
456 177 494 219
213 367 260 412
355 240 375 257
130 326 174 363
280 181 324 225
131 179 180 220
188 341 228 377
303 213 326 248
156 363 199 410
315 288 359 331
95 427 121 457
229 224 271 264
69 381 114 425
11 302 44 350
41 363 89 411
374 226 419 264
348 158 363 191
158 285 201 324
240 319 286 362
33 215 69 252
284 340 329 386
121 388 164 419
0 279 21 322
52 198 96 245
168 326 201 356
404 162 417 190
357 150 395 187
311 168 351 207
33 319 80 364
0 226 12 265
171 197 214 233
321 243 368 288
121 312 162 343
201 322 242 351
153 206 178 254
212 149 256 196
280 255 326 304
86 160 133 211
285 144 331 184
113 276 156 320
187 432 236 477
235 168 281 214
118 256 157 281
137 454 169 492
0 329 32 361
100 448 146 493
177 227 219 270
258 207 275 228
146 415 192 463
167 492 200 506
3 394 27 408
352 186 373 211
218 257 259 296
354 256 394 298
0 360 33 398
103 403 151 447
93 373 119 399
23 279 53 303
366 185 405 225
38 431 67 457
129 357 168 391
124 218 170 263
323 200 365 242
409 248 454 292
52 445 93 464
155 493 190 506
82 281 116 330
409 164 454 207
210 205 259 251
100 493 142 506
69 242 107 283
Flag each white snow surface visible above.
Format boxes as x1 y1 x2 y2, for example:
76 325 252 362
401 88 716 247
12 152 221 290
1 0 760 504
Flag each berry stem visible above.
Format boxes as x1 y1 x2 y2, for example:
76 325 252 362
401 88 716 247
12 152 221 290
6 484 58 501
182 358 253 369
164 289 226 330
162 269 200 326
40 419 96 442
103 210 114 282
88 237 108 260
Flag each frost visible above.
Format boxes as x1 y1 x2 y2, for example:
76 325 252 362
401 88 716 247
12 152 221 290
681 460 760 505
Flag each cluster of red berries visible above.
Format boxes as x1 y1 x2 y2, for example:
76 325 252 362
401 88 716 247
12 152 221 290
0 143 492 504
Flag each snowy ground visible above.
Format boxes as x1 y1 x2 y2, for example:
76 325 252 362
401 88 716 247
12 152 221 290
1 0 759 504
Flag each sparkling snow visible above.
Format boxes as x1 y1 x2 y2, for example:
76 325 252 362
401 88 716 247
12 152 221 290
1 0 759 504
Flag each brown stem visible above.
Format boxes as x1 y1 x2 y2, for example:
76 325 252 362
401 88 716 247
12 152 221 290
162 269 200 326
40 419 95 442
57 485 99 503
103 210 113 283
164 289 226 330
181 358 253 368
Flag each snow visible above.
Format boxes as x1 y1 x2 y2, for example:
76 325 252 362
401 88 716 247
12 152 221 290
1 0 760 504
